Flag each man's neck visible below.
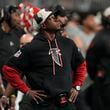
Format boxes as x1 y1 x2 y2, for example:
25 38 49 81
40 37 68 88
43 31 55 41
83 26 93 35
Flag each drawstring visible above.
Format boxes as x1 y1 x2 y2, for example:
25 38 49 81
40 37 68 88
48 40 56 75
48 38 63 75
55 39 63 67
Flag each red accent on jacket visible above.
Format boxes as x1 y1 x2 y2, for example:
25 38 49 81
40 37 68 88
2 65 29 94
73 61 87 87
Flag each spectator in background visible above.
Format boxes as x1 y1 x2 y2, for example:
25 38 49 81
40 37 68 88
66 13 98 110
0 3 40 110
0 5 20 90
77 13 98 110
15 33 34 110
20 34 33 48
86 6 110 110
50 5 68 37
65 12 81 43
0 5 25 110
74 13 96 57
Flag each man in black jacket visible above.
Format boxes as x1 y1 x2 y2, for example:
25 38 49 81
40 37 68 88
3 8 86 110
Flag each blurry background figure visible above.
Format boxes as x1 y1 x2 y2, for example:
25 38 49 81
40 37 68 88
66 12 101 110
20 34 34 48
86 6 110 110
0 5 21 91
73 13 97 57
66 12 99 57
75 13 98 110
93 12 103 32
53 5 68 27
50 5 68 37
15 33 33 110
9 4 38 110
0 5 22 110
0 2 39 110
65 12 81 42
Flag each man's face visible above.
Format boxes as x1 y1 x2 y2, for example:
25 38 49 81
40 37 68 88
83 15 96 31
56 16 68 28
11 11 21 28
44 14 61 31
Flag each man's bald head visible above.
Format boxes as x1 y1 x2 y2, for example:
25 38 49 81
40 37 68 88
20 34 33 48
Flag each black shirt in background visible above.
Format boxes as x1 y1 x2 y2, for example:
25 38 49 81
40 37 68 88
86 28 110 81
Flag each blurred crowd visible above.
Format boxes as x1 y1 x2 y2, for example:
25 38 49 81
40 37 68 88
0 1 110 110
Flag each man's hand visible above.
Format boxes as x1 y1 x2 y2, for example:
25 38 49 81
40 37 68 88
69 88 79 103
26 89 48 104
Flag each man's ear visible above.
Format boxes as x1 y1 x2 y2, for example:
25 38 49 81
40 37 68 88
41 23 46 29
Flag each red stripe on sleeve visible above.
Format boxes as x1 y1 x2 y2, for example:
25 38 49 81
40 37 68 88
72 61 87 87
2 65 29 94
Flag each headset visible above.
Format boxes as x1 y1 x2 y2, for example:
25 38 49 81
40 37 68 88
0 5 18 27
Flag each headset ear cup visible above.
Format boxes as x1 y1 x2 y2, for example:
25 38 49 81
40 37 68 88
41 24 46 29
43 24 46 29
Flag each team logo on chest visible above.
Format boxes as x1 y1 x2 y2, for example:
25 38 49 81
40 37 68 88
49 48 62 66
